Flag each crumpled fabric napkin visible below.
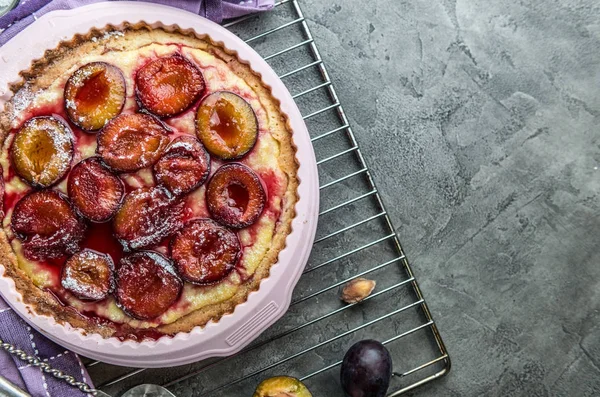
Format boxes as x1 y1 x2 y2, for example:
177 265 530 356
0 0 274 45
0 1 273 395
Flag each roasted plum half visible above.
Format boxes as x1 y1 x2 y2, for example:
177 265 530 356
253 376 313 397
196 91 258 160
170 219 240 284
64 62 126 131
97 113 170 172
11 116 74 188
153 135 210 196
68 157 125 222
206 163 266 229
113 187 185 251
115 251 182 320
11 190 86 260
135 54 205 118
61 249 114 301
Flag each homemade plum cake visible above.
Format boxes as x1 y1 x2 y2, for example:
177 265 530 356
0 25 298 340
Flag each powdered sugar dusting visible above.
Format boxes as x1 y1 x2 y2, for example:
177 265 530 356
10 85 37 124
102 31 125 41
61 249 114 301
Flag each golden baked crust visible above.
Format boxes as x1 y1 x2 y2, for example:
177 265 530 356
0 25 298 339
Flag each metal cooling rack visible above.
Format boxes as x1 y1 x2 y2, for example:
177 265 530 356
84 1 450 395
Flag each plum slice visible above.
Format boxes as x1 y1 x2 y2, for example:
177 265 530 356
115 251 182 320
196 91 258 160
61 249 114 301
11 190 86 260
153 135 210 196
64 62 126 131
170 219 240 284
97 113 169 172
206 163 266 229
135 54 205 118
11 116 74 188
68 156 125 222
113 187 185 251
253 376 313 397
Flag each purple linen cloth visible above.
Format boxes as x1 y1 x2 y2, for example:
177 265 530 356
0 297 93 397
0 0 274 45
0 1 274 395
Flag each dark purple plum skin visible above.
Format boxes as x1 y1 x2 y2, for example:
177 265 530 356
340 340 392 397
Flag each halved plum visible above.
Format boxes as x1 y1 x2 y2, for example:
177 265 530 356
64 62 126 131
196 91 258 160
68 156 125 222
97 113 170 172
170 219 240 284
61 249 114 301
11 190 86 260
135 54 205 118
253 376 313 397
113 187 185 251
115 251 182 320
206 163 266 229
11 116 74 188
153 135 210 196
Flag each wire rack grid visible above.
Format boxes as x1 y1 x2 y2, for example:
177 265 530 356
84 1 450 395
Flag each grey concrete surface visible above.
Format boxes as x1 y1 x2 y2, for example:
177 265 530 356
300 0 600 396
79 1 599 395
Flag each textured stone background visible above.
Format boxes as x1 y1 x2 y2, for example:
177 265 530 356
301 0 600 396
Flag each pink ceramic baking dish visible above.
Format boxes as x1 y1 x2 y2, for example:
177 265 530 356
0 1 319 367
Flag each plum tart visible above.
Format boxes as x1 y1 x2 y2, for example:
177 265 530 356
0 26 298 340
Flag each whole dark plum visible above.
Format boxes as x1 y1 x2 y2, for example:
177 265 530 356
340 340 393 397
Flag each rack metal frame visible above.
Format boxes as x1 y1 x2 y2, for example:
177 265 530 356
87 1 451 395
